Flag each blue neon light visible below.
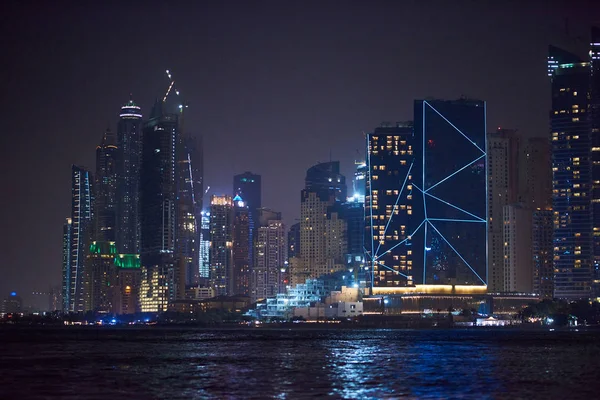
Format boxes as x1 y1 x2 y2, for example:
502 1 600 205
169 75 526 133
425 153 486 193
427 221 486 285
374 219 426 261
427 218 485 223
423 190 486 222
375 261 409 278
10 292 16 297
423 101 485 154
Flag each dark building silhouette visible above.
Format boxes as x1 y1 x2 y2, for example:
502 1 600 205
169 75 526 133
95 129 118 242
413 99 487 287
288 222 300 259
139 100 178 312
305 161 347 202
116 99 142 254
232 198 251 296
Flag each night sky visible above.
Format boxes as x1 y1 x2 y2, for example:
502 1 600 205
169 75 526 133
1 1 598 307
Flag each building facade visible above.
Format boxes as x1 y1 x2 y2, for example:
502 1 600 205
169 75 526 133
412 99 487 288
503 204 533 293
116 99 142 255
253 208 287 303
209 195 234 296
232 197 251 296
95 129 118 242
533 209 554 299
139 101 178 312
487 129 520 292
549 46 593 299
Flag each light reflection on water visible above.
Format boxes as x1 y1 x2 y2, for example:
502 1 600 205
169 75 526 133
0 328 599 399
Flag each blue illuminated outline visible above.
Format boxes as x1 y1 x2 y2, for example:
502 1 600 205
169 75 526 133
484 101 488 285
367 134 375 288
427 218 485 223
375 261 409 278
415 186 485 222
425 153 485 193
427 220 486 285
423 221 428 284
375 161 414 257
423 101 485 154
374 219 426 261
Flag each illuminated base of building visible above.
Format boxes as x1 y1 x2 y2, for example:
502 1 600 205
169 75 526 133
367 284 488 296
140 266 169 313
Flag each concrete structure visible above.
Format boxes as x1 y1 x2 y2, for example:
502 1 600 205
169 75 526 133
209 195 234 296
232 198 251 296
503 204 533 293
487 128 520 292
253 209 287 303
532 209 554 298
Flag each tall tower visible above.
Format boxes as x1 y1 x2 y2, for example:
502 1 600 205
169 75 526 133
487 128 520 292
67 165 93 312
95 129 118 242
590 27 600 292
549 46 593 299
61 217 72 312
305 161 347 202
365 123 414 288
209 195 234 296
116 99 142 254
232 197 251 296
139 100 178 312
412 99 487 287
253 209 286 303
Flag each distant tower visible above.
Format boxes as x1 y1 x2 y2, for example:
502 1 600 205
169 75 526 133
67 165 93 312
61 217 72 312
253 208 286 303
232 196 251 296
139 100 178 312
209 195 234 296
116 98 142 254
95 129 118 242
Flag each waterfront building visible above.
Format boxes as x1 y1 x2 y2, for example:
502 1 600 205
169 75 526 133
549 45 593 299
61 217 72 312
112 253 141 314
66 165 94 313
365 122 415 288
116 99 142 254
199 211 211 281
94 129 118 242
253 208 287 303
209 195 234 296
533 208 554 299
503 204 533 293
139 100 178 312
85 241 117 313
232 196 251 296
487 128 520 292
412 99 487 287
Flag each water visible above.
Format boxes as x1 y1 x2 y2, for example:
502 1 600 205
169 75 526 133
1 327 598 399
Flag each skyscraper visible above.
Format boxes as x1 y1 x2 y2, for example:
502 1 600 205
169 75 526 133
61 217 72 312
67 165 93 312
365 123 415 288
412 99 487 287
523 138 552 209
503 204 533 293
139 100 178 312
232 196 251 296
233 172 261 212
199 211 211 282
95 129 118 242
487 128 520 292
253 209 286 303
305 161 347 202
116 99 142 255
590 27 600 293
287 222 300 259
533 209 554 299
549 46 593 299
209 195 234 296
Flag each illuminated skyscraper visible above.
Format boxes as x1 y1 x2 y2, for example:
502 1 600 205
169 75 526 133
199 211 211 282
95 129 118 242
253 209 286 303
67 165 94 312
139 100 178 312
549 46 593 299
209 195 234 296
590 27 600 292
365 123 415 288
412 99 487 287
232 196 251 296
116 99 142 254
61 217 72 312
487 128 520 292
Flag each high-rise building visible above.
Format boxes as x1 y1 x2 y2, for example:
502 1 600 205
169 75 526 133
233 172 261 212
199 211 211 282
590 27 600 293
533 209 554 299
95 129 118 242
305 161 347 202
1 293 22 315
412 99 487 287
139 100 178 312
365 123 415 287
66 165 94 313
523 138 552 209
85 241 117 312
209 195 234 296
112 253 141 314
503 204 533 293
549 46 593 299
232 196 251 296
343 161 367 282
176 134 202 288
252 208 286 303
61 217 72 312
291 162 348 286
288 222 300 259
116 99 142 255
487 129 520 292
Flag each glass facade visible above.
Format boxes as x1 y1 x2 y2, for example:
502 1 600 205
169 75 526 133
412 99 487 286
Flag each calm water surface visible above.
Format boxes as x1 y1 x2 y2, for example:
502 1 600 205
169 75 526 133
0 327 598 399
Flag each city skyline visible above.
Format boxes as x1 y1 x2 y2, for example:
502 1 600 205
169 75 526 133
2 2 600 301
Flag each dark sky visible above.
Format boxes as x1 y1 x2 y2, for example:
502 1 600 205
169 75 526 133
1 1 598 307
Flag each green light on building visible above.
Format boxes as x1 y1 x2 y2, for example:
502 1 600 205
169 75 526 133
89 241 117 255
114 254 141 269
